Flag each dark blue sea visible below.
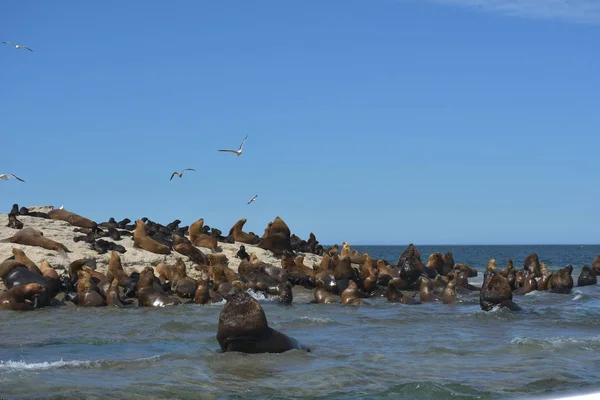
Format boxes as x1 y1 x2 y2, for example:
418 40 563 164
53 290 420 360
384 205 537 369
1 245 600 400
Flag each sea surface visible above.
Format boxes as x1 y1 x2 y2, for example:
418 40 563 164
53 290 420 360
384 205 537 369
1 245 600 400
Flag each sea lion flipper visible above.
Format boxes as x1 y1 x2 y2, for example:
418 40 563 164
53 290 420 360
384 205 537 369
0 237 11 243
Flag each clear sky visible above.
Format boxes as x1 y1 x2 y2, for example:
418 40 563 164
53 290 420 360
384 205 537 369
1 0 599 245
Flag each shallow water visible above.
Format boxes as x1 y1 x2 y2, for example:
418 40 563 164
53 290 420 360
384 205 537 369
1 245 599 399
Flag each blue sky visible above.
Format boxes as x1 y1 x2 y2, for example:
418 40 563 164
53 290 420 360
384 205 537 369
1 0 599 245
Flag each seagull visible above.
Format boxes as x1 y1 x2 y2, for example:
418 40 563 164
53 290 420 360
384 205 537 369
2 42 33 52
247 195 258 205
59 205 64 210
170 168 195 181
218 135 248 157
0 173 25 182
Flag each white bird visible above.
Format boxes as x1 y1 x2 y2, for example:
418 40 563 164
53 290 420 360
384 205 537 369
247 195 258 205
218 135 248 157
170 168 195 181
59 205 64 210
0 173 25 182
2 42 33 52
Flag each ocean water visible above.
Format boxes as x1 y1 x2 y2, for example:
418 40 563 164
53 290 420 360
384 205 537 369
1 245 600 400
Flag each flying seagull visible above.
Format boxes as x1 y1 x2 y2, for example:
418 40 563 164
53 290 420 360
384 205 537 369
2 42 33 52
170 168 195 181
247 195 258 205
0 173 25 182
218 135 248 157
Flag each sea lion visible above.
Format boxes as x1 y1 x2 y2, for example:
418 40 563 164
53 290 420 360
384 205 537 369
235 245 250 261
194 273 223 305
333 256 358 290
106 251 136 296
340 280 367 305
257 216 293 256
0 283 46 311
577 265 597 287
76 270 106 307
548 265 574 294
281 250 314 288
433 274 448 295
480 270 520 311
6 214 24 229
376 259 401 286
442 252 455 276
228 218 260 245
327 244 339 256
133 220 171 255
340 242 351 258
1 227 70 253
48 208 97 230
397 244 425 287
386 279 420 304
11 248 43 275
189 223 219 252
313 280 340 303
0 260 48 300
592 256 600 275
442 278 457 304
359 253 377 282
524 253 542 278
515 271 538 295
485 258 497 272
136 267 181 307
418 276 440 302
454 263 478 278
294 255 316 278
216 287 309 353
425 252 445 276
172 234 209 266
106 278 127 308
537 269 553 291
38 260 61 298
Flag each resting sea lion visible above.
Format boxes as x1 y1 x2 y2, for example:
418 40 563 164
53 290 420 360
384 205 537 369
137 267 181 307
76 270 106 307
1 227 70 253
133 220 171 255
11 248 43 275
106 278 127 308
48 208 97 229
229 218 260 245
340 280 367 305
386 279 420 304
257 216 293 256
7 214 24 229
0 283 46 311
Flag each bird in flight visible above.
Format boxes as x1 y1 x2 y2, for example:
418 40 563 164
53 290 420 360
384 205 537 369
0 173 25 182
218 135 248 157
170 168 195 181
2 42 33 52
247 195 258 205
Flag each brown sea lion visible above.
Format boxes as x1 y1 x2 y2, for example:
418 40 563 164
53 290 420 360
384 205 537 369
433 275 448 295
106 279 127 308
172 234 209 265
363 269 380 294
524 253 542 278
7 214 24 229
313 280 340 303
515 270 525 288
228 218 260 245
577 265 597 287
442 278 457 304
281 250 313 287
133 220 171 255
359 253 376 282
377 259 401 285
485 258 497 272
76 270 106 307
537 269 553 291
11 248 43 275
426 252 446 276
257 216 292 256
386 279 420 304
419 276 440 302
327 244 339 257
548 265 574 294
515 272 538 295
294 256 316 278
442 252 455 276
215 280 247 298
0 283 46 311
216 287 309 353
39 260 61 298
340 242 351 258
480 270 520 311
1 227 70 253
137 267 181 307
454 263 478 278
592 256 600 275
0 260 50 306
340 280 367 305
48 208 97 229
105 251 136 296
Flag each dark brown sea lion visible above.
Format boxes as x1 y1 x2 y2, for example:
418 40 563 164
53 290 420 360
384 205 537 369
106 278 127 308
515 270 525 288
228 218 260 245
7 214 24 229
577 265 597 287
133 220 171 255
386 279 420 304
397 244 425 286
0 260 49 306
442 278 457 304
215 280 247 297
480 270 520 311
548 265 574 294
1 227 70 253
216 287 309 353
327 244 339 257
48 208 97 229
0 283 46 311
257 216 293 256
442 252 455 276
281 250 313 288
235 245 250 261
137 267 181 307
313 280 340 303
76 270 106 307
524 253 542 278
340 280 367 305
172 234 209 265
419 276 440 302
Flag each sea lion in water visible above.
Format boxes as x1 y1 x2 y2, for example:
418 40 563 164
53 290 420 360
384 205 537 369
216 287 310 353
137 267 181 307
548 265 574 294
1 227 70 253
524 253 542 278
133 220 171 255
480 270 521 311
577 265 597 287
397 244 425 287
106 279 127 308
229 218 260 245
418 276 440 302
426 252 446 276
537 269 553 291
313 280 340 304
76 270 106 307
485 258 497 272
341 280 367 305
592 256 600 275
386 279 420 304
0 283 46 311
515 271 538 296
442 278 457 304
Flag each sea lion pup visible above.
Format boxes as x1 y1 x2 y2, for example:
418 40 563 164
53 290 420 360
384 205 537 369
514 271 538 296
11 248 43 275
0 283 46 311
1 227 70 253
419 276 440 302
479 269 521 312
386 279 420 304
137 267 181 307
48 208 97 230
426 252 446 276
524 253 542 278
257 216 293 256
172 234 209 266
133 220 171 255
235 245 250 261
281 250 314 288
548 265 574 294
228 218 260 245
217 286 309 354
106 279 127 308
76 270 106 307
7 214 24 229
341 280 367 305
577 265 597 287
397 244 425 287
99 217 118 229
442 277 458 304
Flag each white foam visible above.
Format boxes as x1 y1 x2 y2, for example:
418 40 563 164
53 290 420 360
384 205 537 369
298 316 334 324
0 359 91 371
246 289 268 301
572 290 583 301
511 336 600 349
545 393 600 400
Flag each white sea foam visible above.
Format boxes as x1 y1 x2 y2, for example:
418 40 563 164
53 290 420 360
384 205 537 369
572 290 583 301
0 359 92 371
298 316 335 324
511 336 600 349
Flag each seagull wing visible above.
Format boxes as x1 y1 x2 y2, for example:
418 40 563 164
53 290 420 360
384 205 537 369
170 172 178 181
182 168 195 172
10 174 25 182
22 46 33 52
218 149 238 154
238 135 248 151
2 42 15 46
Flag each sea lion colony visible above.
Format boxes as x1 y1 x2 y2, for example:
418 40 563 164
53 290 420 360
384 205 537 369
2 205 599 354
